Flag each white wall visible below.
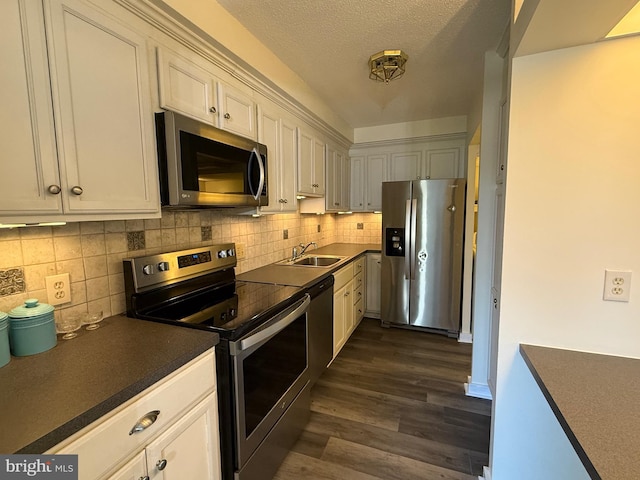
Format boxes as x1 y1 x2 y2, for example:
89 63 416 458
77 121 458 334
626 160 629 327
491 34 640 478
353 116 467 144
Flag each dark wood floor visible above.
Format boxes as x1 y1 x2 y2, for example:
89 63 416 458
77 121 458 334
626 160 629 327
274 318 491 480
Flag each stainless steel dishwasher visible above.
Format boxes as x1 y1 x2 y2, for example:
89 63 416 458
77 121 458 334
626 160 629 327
307 276 334 385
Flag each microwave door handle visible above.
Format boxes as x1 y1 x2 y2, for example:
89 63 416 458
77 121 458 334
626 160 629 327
248 147 265 201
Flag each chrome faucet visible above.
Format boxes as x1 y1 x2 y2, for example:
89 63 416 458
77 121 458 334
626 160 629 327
290 246 299 262
299 242 317 256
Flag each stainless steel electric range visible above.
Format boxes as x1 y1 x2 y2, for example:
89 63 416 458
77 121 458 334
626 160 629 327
123 244 311 480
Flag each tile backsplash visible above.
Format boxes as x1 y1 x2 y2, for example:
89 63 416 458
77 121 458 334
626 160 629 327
0 210 381 321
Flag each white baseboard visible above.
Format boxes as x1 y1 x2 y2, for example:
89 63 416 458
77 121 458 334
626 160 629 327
478 466 492 480
458 332 473 343
464 376 493 400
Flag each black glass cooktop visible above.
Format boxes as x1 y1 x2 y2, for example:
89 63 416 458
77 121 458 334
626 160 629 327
136 280 305 340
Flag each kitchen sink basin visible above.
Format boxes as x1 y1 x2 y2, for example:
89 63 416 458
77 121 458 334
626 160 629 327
293 256 343 266
277 255 346 267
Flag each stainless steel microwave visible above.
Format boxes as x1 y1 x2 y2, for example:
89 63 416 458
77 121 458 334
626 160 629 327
155 111 268 208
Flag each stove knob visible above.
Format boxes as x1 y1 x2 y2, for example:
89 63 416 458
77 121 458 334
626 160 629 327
227 248 235 257
157 261 170 272
142 264 154 275
218 250 227 258
229 308 237 317
220 312 227 322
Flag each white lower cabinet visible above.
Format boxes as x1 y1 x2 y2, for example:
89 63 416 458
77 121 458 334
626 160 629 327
49 350 220 480
141 394 219 480
332 256 366 359
365 253 381 318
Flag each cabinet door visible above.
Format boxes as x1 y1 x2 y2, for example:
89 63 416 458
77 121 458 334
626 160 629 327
217 82 256 140
333 285 347 358
257 103 282 213
349 156 365 211
366 154 388 211
279 118 298 210
389 151 421 181
145 394 221 480
108 451 147 480
338 150 350 210
424 147 461 179
312 137 325 195
297 128 314 195
157 47 217 125
325 146 341 210
343 281 355 337
0 0 61 217
45 0 159 215
366 253 381 317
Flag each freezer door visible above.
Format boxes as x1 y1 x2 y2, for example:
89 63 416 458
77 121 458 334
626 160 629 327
409 179 465 332
380 181 412 325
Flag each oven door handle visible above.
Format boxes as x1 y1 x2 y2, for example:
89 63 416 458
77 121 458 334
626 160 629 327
232 294 310 353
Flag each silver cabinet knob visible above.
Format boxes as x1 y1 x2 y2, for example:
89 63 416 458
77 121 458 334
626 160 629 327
70 186 83 195
283 198 288 203
48 185 61 195
139 477 150 480
224 113 231 119
156 459 167 471
448 205 457 212
129 410 160 435
209 106 217 113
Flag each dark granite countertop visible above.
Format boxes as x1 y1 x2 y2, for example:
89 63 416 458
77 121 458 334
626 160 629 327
0 315 219 454
237 243 381 287
520 344 640 479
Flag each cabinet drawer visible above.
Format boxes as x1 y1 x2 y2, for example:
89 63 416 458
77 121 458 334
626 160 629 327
354 298 364 323
52 350 216 480
333 264 353 291
353 283 364 305
354 271 364 290
353 256 365 276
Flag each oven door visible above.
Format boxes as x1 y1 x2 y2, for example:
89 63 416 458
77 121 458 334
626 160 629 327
229 294 310 468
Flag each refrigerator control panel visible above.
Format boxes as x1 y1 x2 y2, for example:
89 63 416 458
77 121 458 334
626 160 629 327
385 228 405 256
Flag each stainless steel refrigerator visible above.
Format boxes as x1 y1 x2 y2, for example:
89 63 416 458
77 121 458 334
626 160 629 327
381 179 465 336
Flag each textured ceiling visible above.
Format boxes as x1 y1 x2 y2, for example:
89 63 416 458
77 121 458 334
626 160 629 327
217 0 511 129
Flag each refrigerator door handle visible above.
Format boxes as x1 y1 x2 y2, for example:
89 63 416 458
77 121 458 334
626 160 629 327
410 198 417 280
404 199 411 280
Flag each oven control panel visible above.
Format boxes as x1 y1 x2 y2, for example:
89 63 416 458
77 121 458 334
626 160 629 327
124 243 237 291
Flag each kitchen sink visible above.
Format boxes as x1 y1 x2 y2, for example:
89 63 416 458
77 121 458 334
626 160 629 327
294 256 343 266
277 255 346 267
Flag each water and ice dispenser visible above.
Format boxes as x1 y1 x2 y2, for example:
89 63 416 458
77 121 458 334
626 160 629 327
385 228 405 257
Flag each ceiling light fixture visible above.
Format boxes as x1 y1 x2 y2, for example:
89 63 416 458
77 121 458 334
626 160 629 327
369 50 408 83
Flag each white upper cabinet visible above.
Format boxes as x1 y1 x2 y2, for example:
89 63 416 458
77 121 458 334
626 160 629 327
0 0 60 216
217 82 257 139
157 47 257 140
0 0 160 223
256 98 297 213
349 154 389 212
297 126 325 196
422 147 462 179
389 151 422 181
156 48 216 125
325 145 350 211
44 0 159 217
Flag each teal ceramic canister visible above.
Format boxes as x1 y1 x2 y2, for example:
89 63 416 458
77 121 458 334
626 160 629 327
0 312 9 367
8 299 57 356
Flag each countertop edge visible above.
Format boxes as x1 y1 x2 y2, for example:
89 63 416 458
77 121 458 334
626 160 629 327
23 342 216 454
519 344 599 479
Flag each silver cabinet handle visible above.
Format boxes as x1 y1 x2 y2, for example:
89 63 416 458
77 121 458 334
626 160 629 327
70 186 83 195
224 113 231 119
209 106 217 113
129 410 160 435
48 185 61 195
156 459 167 471
139 477 150 480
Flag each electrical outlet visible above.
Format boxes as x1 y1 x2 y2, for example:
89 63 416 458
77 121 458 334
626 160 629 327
603 270 632 302
45 273 71 306
236 243 246 259
283 229 288 240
